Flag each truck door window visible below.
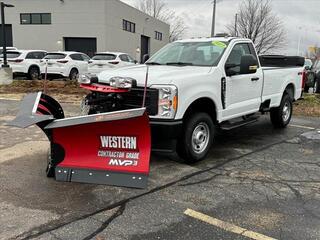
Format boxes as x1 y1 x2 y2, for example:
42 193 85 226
248 43 259 62
225 43 251 75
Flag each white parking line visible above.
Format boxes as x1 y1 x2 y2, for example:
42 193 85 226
289 124 315 130
0 97 21 101
184 209 277 240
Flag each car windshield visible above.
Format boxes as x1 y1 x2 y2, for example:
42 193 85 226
44 53 66 59
147 41 229 66
0 51 21 59
92 54 116 61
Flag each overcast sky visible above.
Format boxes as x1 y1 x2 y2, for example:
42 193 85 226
121 0 320 55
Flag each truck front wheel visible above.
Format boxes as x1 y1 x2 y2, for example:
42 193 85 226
177 112 214 163
270 93 292 128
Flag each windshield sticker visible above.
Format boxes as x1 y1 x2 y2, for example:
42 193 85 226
212 41 227 48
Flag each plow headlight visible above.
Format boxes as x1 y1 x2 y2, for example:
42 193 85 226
109 77 135 89
78 73 98 84
151 85 178 119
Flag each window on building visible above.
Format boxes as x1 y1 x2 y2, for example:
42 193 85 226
123 19 135 33
155 31 163 41
20 13 52 25
41 14 51 24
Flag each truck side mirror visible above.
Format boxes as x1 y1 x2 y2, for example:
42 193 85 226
240 54 258 74
142 54 149 64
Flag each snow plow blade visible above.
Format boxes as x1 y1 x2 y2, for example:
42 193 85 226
8 92 151 189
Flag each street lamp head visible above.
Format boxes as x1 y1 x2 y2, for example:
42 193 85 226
3 3 14 7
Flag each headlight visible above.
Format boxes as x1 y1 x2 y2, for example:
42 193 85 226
109 77 135 89
151 85 178 119
78 73 97 84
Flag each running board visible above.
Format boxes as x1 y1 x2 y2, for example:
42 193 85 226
220 117 259 131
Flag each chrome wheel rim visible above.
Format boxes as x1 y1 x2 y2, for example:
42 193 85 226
282 101 291 122
192 122 210 154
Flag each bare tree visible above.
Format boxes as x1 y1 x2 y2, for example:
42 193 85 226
135 0 187 42
227 0 286 54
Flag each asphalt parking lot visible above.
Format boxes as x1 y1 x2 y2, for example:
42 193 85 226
1 99 320 240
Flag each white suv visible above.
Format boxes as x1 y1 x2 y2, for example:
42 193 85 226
0 50 47 79
88 52 136 74
40 51 90 80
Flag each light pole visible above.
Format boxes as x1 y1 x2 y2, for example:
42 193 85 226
211 0 217 37
211 0 223 37
234 13 238 37
1 2 14 68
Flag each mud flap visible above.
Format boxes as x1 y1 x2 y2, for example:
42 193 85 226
8 92 151 189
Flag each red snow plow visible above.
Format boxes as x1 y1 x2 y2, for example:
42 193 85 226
9 87 151 188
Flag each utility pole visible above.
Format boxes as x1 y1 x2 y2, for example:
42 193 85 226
234 13 238 37
211 0 216 37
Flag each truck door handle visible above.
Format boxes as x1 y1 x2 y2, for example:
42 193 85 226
251 77 259 81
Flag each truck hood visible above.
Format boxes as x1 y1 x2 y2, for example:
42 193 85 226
97 64 213 86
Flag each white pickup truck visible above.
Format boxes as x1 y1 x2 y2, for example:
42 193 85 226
83 37 304 163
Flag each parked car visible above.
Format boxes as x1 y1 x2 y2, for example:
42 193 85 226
303 58 315 92
0 50 47 79
88 52 136 74
40 51 90 80
305 59 320 93
0 47 18 54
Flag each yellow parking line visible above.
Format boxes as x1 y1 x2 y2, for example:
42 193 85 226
289 124 315 130
184 209 277 240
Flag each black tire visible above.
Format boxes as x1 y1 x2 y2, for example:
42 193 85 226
177 112 214 163
314 79 320 93
304 85 309 93
69 68 79 80
270 93 292 128
28 66 40 80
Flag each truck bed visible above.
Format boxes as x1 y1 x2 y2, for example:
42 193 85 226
261 65 303 107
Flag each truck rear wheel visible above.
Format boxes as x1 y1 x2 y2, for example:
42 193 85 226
177 112 214 163
270 93 292 128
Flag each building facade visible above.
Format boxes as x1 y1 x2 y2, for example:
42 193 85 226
2 0 170 60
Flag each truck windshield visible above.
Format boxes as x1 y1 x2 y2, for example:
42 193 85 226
147 41 228 67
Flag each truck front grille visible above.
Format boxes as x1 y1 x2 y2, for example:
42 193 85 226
122 88 159 116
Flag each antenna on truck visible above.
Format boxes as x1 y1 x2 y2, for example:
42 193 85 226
142 65 149 108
